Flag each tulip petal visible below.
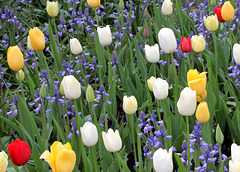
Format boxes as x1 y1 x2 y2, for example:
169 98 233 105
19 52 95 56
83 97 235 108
56 150 76 172
40 150 55 170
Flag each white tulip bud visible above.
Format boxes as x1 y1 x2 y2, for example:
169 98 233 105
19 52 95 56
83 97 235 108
162 0 173 16
62 75 81 99
123 95 138 115
158 28 177 53
80 122 98 147
46 1 59 17
102 128 122 152
152 78 169 100
145 44 160 63
229 143 240 172
97 25 112 46
153 148 173 172
233 43 240 65
70 38 83 55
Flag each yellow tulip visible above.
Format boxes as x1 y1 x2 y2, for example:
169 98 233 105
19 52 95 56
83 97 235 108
40 141 76 172
147 76 156 92
46 1 59 17
196 90 207 102
29 27 45 51
87 0 100 8
221 1 234 22
191 35 206 53
195 102 210 123
203 15 218 31
7 46 24 71
187 69 207 96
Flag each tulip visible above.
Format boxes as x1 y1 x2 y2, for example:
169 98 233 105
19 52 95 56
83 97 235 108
216 124 224 145
46 1 59 17
153 148 173 172
233 43 240 65
8 139 31 166
187 69 207 96
144 8 149 18
147 76 156 92
214 6 225 22
195 102 210 123
196 90 207 102
7 46 24 71
180 37 192 53
161 0 173 16
119 0 124 11
0 151 8 172
40 141 76 172
70 38 83 55
62 75 81 99
211 0 216 6
29 27 45 51
97 25 112 46
152 78 169 100
158 28 177 53
60 81 65 96
27 36 34 50
80 122 98 146
102 128 122 152
145 44 160 63
87 0 100 8
123 95 138 115
177 87 196 116
229 143 240 172
40 81 47 99
191 35 206 53
143 25 149 39
221 1 234 22
203 15 218 32
86 85 95 103
16 69 25 81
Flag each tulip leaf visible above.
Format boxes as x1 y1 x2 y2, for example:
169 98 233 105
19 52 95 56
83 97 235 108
174 153 186 172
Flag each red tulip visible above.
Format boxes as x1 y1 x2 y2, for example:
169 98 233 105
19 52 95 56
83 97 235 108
180 37 192 53
143 25 149 38
8 139 31 166
214 6 225 22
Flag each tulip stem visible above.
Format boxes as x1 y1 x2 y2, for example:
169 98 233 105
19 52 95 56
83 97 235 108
212 32 218 79
153 63 157 77
219 144 223 172
95 9 99 26
90 146 99 172
128 114 137 169
199 53 205 72
157 100 161 121
41 98 47 143
18 72 25 101
186 116 190 172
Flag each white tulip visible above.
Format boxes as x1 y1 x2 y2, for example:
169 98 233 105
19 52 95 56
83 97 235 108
80 122 98 147
0 151 8 172
229 160 240 172
102 128 122 152
177 87 196 116
123 95 138 115
61 75 81 99
233 43 240 65
162 0 173 16
158 28 177 53
153 148 173 172
27 35 34 50
46 1 59 17
153 78 169 100
145 44 160 63
97 25 112 46
229 143 240 172
70 38 83 55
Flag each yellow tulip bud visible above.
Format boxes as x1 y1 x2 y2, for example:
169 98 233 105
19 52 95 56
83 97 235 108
87 0 100 8
7 46 24 71
59 81 65 96
86 85 95 103
203 14 218 31
187 69 207 96
123 95 138 115
29 27 45 51
191 35 206 53
46 1 59 17
16 69 25 81
147 76 156 92
196 90 207 102
195 102 210 123
221 1 234 22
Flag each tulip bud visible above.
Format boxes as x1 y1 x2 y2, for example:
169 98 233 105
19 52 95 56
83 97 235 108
7 46 24 71
221 1 234 22
196 90 207 102
102 128 122 152
211 0 216 6
153 148 173 172
216 124 224 145
8 139 31 166
119 0 124 11
143 25 149 39
123 95 138 115
180 37 192 53
97 25 112 46
214 6 225 22
40 81 47 99
86 85 95 103
152 78 169 100
29 27 45 51
16 69 25 81
0 151 8 172
191 35 206 53
143 8 149 18
87 0 100 8
195 102 210 123
233 43 240 65
229 143 240 172
161 0 173 16
46 1 59 17
177 87 197 116
203 15 218 32
62 75 81 99
145 44 160 63
27 36 34 50
158 28 177 53
59 81 65 96
147 76 156 92
80 122 98 146
70 38 83 55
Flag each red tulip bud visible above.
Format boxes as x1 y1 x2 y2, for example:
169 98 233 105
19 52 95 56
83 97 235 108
143 25 149 39
180 37 192 53
8 139 31 166
214 6 225 22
